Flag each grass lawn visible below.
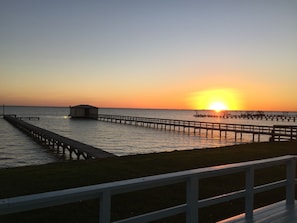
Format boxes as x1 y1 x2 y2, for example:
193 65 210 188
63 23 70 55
0 141 296 222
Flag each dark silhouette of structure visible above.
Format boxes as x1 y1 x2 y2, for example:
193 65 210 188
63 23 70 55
69 105 98 119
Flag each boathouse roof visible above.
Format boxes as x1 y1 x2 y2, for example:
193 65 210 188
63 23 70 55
71 104 98 109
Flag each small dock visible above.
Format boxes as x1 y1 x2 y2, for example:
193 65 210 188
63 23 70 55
98 114 297 142
271 125 297 142
19 116 40 120
4 115 116 160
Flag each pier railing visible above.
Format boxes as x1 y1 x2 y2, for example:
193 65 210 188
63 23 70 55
98 114 273 132
0 155 296 222
98 114 297 142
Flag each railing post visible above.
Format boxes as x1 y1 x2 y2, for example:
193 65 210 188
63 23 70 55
99 191 111 223
186 176 199 223
245 166 254 221
286 157 296 207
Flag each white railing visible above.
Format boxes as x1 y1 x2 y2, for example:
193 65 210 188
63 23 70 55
0 155 296 222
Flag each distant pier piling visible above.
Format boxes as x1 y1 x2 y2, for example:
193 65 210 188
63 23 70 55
98 114 297 142
4 115 116 160
193 111 297 122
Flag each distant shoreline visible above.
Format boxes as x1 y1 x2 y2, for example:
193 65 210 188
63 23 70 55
1 105 297 112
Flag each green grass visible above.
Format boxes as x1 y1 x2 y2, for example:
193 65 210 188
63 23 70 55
0 141 297 222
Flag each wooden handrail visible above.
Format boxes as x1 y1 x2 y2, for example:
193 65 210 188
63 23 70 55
1 155 296 222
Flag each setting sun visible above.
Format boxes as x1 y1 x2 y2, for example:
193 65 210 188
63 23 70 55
209 101 228 112
188 88 243 111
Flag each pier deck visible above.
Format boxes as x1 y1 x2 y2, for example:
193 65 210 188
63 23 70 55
4 115 116 160
98 114 297 142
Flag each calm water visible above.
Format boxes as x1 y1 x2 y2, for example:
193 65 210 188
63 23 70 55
0 106 296 168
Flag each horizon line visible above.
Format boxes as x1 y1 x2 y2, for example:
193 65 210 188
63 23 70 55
1 104 297 113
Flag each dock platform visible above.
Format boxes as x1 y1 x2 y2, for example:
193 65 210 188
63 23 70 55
4 115 116 160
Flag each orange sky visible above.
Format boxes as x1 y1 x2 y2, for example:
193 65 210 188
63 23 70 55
1 1 297 111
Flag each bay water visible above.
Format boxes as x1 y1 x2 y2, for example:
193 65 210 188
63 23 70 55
0 106 296 168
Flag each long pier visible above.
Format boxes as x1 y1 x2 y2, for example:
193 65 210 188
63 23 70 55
98 114 297 142
4 115 116 160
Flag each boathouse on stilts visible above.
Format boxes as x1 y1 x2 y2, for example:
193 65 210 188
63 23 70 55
69 105 98 119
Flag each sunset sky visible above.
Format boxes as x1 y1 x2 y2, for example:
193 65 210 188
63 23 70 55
1 1 296 111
